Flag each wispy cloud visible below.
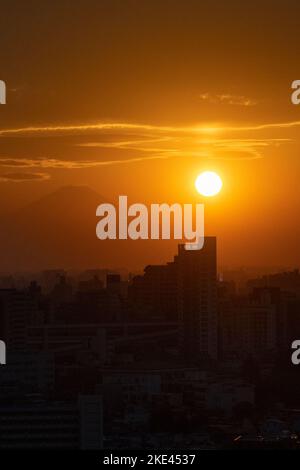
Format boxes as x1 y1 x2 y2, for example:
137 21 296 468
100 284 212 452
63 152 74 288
1 119 300 137
0 123 185 136
0 155 177 169
0 119 296 175
0 172 50 182
199 92 258 106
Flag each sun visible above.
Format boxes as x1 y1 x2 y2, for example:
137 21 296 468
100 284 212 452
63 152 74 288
195 171 223 197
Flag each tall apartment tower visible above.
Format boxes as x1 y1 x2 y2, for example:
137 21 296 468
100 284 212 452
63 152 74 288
0 289 38 351
175 237 218 362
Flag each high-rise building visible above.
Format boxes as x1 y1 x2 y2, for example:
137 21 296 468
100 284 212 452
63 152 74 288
0 289 39 351
219 287 278 359
128 263 178 321
175 237 218 362
129 238 218 362
0 395 103 449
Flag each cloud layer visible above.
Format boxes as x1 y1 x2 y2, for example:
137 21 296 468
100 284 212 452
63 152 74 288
199 93 258 106
0 118 297 180
0 172 50 182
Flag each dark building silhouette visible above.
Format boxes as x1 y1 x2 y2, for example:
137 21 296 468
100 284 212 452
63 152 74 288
176 238 218 362
129 263 178 321
129 238 218 361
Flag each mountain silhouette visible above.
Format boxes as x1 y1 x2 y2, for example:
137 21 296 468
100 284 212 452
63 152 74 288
0 186 106 271
0 185 178 271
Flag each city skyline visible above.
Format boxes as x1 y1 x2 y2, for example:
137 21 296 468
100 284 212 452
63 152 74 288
1 0 300 454
1 236 300 449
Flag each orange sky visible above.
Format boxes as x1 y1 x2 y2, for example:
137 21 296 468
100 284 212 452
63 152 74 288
0 0 300 270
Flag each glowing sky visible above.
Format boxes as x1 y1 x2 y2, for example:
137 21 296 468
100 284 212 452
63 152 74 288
0 0 300 269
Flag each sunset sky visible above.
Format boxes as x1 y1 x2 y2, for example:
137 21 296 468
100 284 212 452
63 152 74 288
0 0 300 270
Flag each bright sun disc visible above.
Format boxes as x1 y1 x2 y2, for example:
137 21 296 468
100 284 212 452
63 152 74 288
195 171 222 197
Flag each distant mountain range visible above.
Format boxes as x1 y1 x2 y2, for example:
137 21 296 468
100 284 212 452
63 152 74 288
0 185 177 272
